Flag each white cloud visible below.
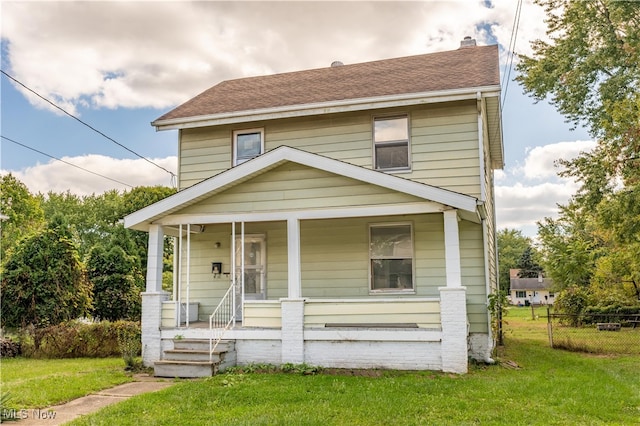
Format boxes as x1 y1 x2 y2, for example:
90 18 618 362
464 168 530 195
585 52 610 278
521 140 596 180
2 0 549 113
495 140 595 236
3 155 177 197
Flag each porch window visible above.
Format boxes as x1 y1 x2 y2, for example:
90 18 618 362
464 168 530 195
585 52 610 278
233 128 264 166
373 115 410 171
515 291 527 298
369 223 414 291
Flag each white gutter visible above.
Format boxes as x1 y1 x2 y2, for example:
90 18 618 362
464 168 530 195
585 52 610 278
153 85 502 131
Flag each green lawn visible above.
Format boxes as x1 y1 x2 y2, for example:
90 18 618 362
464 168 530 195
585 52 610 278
68 308 639 426
4 309 639 425
1 357 131 407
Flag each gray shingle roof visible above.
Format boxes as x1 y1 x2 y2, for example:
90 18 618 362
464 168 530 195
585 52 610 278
510 278 553 291
155 44 499 123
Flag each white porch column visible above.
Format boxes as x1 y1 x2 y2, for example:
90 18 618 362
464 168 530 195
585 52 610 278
443 209 462 288
281 218 305 364
439 287 468 373
280 298 305 364
146 224 165 292
287 217 302 299
141 224 170 367
440 210 467 373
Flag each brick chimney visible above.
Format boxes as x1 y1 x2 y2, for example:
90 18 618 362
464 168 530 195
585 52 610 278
460 36 477 48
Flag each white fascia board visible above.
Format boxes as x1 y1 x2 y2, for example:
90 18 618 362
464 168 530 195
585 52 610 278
123 152 289 230
124 146 478 231
153 202 446 227
152 85 502 131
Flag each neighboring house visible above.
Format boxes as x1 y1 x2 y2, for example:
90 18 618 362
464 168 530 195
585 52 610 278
509 269 555 306
124 37 504 375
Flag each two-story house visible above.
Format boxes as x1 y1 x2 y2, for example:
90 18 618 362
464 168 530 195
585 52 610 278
125 37 503 376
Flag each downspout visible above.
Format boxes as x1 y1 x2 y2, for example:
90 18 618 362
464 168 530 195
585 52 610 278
478 91 495 363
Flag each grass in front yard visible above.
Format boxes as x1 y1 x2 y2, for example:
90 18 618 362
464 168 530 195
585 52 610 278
5 307 639 425
68 312 640 426
1 357 132 408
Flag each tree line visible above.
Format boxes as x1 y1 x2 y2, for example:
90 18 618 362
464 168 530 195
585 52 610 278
501 0 640 313
0 173 175 329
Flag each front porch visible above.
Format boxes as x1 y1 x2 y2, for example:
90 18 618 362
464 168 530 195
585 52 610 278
155 293 466 372
127 149 490 374
141 209 472 373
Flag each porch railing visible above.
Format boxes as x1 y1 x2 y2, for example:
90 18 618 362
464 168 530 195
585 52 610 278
209 280 236 363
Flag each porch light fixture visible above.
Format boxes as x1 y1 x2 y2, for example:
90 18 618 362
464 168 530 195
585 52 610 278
214 242 221 248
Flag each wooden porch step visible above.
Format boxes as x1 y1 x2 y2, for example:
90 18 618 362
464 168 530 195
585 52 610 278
155 338 237 378
163 349 225 362
154 360 218 378
172 338 234 352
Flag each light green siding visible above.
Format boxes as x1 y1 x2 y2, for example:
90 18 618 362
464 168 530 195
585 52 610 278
460 220 489 333
161 301 176 328
171 97 491 333
243 301 282 328
178 101 481 198
242 300 440 329
173 222 289 319
177 163 425 215
300 215 446 298
304 300 440 328
170 214 488 333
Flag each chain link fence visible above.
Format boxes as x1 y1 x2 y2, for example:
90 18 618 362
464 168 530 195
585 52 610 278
548 311 640 355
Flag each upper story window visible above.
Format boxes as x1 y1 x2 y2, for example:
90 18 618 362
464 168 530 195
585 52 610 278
233 129 264 166
373 115 410 171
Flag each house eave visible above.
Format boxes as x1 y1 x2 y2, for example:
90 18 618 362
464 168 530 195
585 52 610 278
152 85 502 131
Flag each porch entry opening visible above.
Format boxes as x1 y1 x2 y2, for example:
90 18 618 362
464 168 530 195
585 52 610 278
234 233 266 320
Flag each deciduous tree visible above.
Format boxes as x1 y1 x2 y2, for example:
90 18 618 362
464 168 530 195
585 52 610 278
517 0 640 186
497 229 537 291
1 220 92 328
87 244 143 321
0 174 45 260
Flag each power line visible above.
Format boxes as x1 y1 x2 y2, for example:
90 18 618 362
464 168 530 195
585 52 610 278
0 69 177 185
1 135 134 189
501 0 523 110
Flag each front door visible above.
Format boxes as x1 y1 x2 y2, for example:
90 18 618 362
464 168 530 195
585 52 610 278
234 234 266 320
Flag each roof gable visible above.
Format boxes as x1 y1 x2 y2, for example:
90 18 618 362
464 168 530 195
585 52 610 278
176 162 428 216
154 45 500 126
124 146 479 231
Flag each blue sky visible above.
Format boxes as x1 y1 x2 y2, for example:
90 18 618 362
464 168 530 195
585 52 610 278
0 1 592 237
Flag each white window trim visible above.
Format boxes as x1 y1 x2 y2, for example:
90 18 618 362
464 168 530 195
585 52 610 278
368 221 416 294
233 128 265 166
372 114 412 172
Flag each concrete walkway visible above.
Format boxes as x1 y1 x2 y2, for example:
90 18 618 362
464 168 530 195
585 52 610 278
16 375 176 426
